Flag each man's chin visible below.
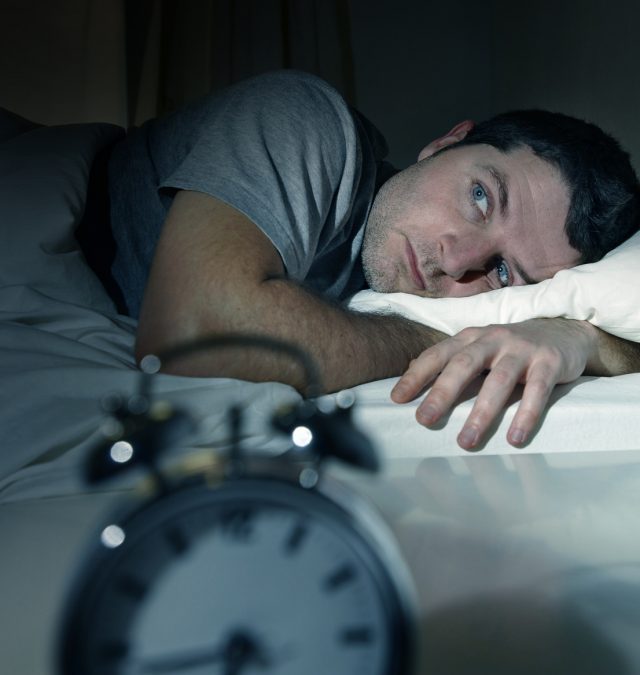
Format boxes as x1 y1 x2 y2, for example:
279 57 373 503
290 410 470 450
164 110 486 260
365 268 446 298
380 285 443 298
399 276 445 298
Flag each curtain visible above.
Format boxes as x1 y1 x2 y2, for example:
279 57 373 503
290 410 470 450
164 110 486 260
0 0 127 126
125 0 356 126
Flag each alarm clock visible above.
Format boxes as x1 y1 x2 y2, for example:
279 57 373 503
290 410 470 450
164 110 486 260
57 335 418 675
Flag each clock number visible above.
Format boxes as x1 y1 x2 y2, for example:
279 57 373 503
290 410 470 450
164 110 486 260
98 640 129 664
323 563 357 592
283 520 309 555
339 626 374 645
218 507 255 542
117 574 149 600
164 526 189 556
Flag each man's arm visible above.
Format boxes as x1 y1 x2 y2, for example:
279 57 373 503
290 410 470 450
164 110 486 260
135 190 445 392
585 324 640 375
391 317 640 450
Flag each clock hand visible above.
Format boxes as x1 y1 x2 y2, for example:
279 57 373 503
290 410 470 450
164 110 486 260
135 630 274 674
222 631 271 675
135 644 226 673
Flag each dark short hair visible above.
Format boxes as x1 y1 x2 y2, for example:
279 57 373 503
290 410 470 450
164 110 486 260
455 110 640 263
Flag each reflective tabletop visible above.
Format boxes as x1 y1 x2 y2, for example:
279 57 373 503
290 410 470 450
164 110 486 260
1 448 639 674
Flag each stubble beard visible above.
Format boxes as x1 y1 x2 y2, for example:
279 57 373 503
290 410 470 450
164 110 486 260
362 162 447 297
361 172 409 293
362 223 445 296
362 205 445 297
361 221 398 292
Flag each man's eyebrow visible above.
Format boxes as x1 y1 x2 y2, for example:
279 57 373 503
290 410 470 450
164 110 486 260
482 164 509 216
512 259 538 285
480 164 537 284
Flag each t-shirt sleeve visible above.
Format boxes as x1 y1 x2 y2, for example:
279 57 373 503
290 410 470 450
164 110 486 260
153 70 364 281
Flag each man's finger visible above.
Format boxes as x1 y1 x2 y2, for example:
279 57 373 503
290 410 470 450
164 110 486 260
507 364 559 446
391 343 451 402
391 328 483 403
456 355 524 450
414 345 488 426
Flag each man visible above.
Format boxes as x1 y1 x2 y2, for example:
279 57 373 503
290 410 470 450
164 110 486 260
107 70 640 450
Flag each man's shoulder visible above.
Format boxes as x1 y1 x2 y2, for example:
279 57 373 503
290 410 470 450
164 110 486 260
232 69 352 125
242 69 344 99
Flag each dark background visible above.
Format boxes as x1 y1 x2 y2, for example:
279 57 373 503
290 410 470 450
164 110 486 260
2 0 639 170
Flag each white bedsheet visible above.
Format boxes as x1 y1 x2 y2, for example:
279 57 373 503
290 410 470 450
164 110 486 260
352 374 640 468
0 284 302 502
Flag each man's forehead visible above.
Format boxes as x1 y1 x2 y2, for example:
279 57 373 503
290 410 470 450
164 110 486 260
466 143 562 181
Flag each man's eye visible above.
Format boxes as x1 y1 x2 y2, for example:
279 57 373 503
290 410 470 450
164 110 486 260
472 183 489 216
496 257 510 287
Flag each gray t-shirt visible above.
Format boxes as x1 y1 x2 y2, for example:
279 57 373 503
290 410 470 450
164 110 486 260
108 70 394 317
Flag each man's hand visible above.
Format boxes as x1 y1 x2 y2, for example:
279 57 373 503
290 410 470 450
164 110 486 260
391 318 600 450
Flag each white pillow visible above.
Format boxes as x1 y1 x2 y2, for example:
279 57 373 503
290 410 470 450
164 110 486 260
348 230 640 341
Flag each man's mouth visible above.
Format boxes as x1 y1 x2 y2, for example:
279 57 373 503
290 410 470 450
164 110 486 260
405 240 426 291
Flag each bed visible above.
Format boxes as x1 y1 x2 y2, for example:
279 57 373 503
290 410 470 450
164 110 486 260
2 113 640 674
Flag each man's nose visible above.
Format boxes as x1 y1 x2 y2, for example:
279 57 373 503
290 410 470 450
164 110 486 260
438 234 495 280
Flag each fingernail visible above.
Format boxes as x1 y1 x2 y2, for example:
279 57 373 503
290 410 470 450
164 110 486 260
391 380 406 394
458 426 479 449
417 404 439 425
391 383 407 401
510 428 526 445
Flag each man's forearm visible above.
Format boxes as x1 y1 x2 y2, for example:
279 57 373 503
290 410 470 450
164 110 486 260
145 278 445 393
584 321 640 376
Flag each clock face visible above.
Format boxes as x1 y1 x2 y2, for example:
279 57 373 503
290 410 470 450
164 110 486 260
60 479 413 675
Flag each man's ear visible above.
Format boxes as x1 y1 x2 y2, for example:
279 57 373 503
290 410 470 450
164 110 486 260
417 120 475 161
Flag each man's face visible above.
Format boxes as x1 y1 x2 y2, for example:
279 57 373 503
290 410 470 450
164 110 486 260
361 143 581 297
